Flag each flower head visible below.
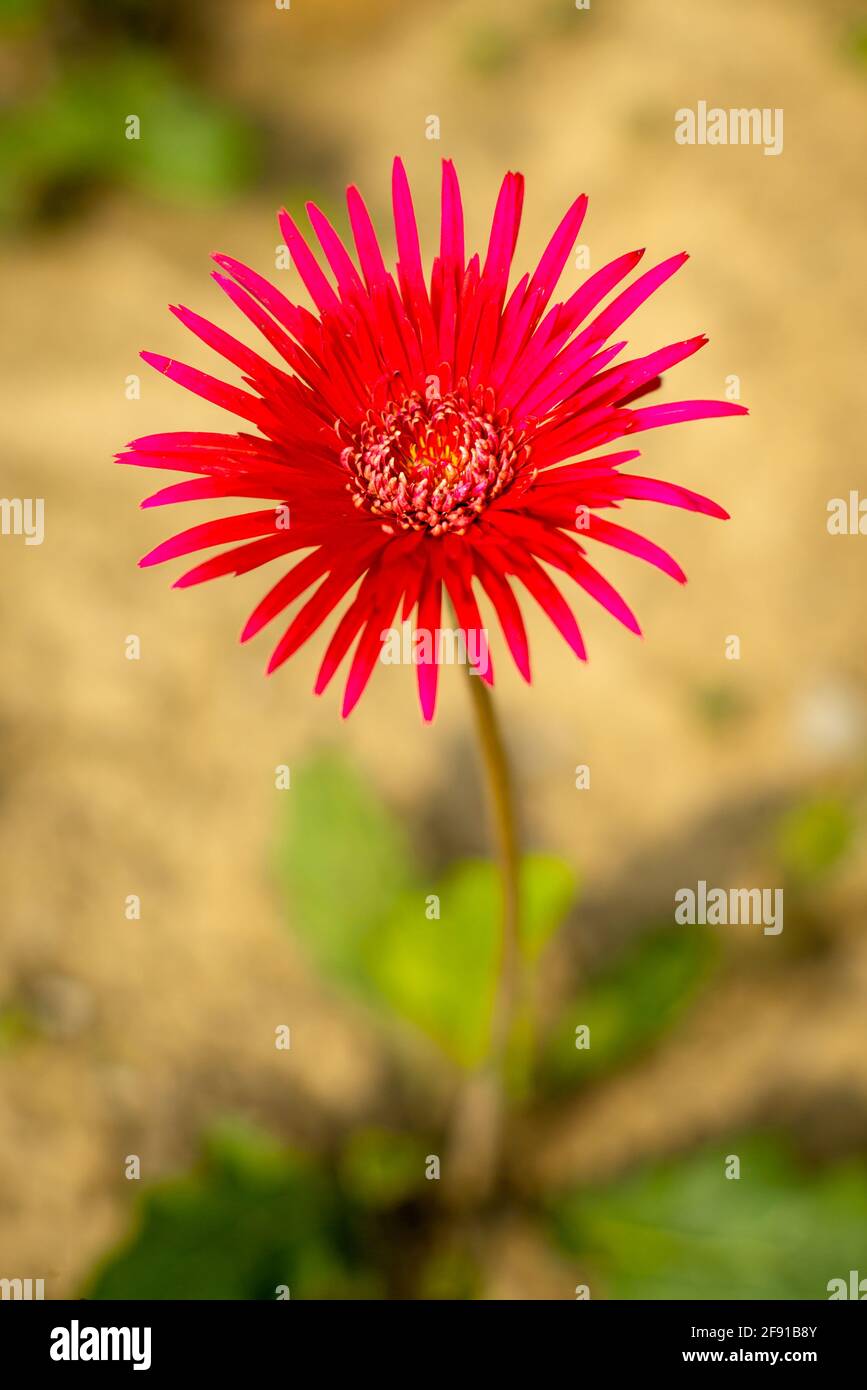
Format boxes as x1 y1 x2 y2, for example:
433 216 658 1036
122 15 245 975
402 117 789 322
120 159 746 719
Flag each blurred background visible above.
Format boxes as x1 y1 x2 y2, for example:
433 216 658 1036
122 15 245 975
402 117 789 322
1 0 866 1299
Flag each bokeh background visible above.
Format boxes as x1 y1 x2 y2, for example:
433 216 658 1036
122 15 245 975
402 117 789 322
1 0 866 1299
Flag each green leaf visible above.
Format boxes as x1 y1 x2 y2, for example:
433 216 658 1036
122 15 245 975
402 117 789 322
776 797 855 885
276 754 575 1064
339 1129 428 1210
363 853 575 1068
84 1121 380 1301
417 1241 481 1300
0 0 48 29
363 859 498 1068
548 1138 867 1300
539 926 720 1093
276 751 416 987
0 52 257 228
116 62 259 201
518 853 576 964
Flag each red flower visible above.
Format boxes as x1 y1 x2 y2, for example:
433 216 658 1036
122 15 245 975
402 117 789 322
120 159 746 720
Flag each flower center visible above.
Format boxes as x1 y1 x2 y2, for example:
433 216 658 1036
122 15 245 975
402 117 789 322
340 384 530 535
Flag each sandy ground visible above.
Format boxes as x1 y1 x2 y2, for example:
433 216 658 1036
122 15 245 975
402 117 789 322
0 0 865 1295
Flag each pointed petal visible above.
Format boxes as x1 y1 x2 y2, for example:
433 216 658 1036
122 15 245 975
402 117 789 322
472 549 531 682
439 158 465 286
278 209 341 314
347 184 389 290
140 352 267 426
139 509 285 568
415 569 442 722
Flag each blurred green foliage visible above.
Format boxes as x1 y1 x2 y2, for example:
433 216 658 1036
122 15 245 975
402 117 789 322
518 852 576 965
276 751 415 986
86 1120 486 1300
549 1138 867 1300
85 756 866 1299
0 0 259 229
279 752 575 1068
775 796 855 888
693 681 751 730
416 1242 481 1301
339 1128 427 1211
364 854 574 1068
0 0 48 23
0 1002 36 1051
87 1124 867 1300
85 1121 382 1300
363 860 499 1068
0 53 257 228
539 926 720 1093
461 0 586 71
845 20 867 69
462 24 523 77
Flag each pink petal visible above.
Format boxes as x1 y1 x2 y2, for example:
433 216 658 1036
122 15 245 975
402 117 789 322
583 515 686 583
626 399 749 431
415 570 442 722
593 473 730 519
140 352 267 426
572 252 689 352
472 549 531 682
443 544 493 683
346 184 389 290
139 509 286 568
241 549 333 642
439 159 465 287
306 201 366 300
273 563 370 677
278 209 341 314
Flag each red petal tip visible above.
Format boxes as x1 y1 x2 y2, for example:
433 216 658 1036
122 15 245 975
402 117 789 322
140 351 170 373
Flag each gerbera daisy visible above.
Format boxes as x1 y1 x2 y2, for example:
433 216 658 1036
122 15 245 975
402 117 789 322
120 158 746 720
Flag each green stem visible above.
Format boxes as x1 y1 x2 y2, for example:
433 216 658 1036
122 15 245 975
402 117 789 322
464 670 522 1068
443 671 522 1206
